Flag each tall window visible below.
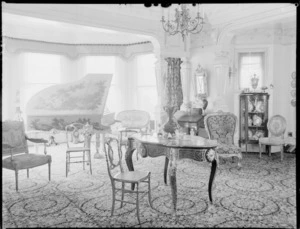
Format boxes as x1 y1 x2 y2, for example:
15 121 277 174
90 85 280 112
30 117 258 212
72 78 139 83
136 54 157 118
85 56 116 113
238 52 265 89
23 52 61 112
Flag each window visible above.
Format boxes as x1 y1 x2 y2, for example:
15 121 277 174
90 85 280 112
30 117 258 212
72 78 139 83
85 56 117 113
238 52 265 89
136 54 157 118
22 52 61 112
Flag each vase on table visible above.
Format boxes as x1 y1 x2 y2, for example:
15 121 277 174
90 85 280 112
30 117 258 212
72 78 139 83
163 106 180 134
251 74 259 90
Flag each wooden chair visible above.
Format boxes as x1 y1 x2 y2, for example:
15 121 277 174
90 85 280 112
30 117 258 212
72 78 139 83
204 111 242 167
2 120 51 191
65 123 93 177
115 110 150 152
104 136 153 225
259 115 286 161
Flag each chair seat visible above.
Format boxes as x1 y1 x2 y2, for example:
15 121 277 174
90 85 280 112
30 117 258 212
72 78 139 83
114 171 150 183
216 143 242 156
66 147 91 153
2 154 52 170
259 137 285 145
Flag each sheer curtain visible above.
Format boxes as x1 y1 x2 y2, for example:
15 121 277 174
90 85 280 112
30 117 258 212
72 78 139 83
135 54 157 119
238 52 265 89
21 52 62 125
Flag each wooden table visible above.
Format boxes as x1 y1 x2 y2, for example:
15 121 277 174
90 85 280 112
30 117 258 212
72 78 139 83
177 114 204 135
125 133 218 215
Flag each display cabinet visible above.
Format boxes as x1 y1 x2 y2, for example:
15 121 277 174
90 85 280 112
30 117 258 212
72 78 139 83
239 92 269 152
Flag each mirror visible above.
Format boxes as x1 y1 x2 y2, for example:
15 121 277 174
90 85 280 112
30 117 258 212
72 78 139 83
194 64 208 97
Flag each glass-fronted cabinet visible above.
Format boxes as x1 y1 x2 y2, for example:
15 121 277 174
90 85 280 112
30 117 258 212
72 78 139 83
239 92 269 152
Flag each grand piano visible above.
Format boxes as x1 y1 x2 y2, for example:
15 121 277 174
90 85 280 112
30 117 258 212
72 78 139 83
26 74 115 158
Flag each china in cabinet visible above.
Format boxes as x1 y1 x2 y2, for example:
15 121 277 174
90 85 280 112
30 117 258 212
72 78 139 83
239 92 269 152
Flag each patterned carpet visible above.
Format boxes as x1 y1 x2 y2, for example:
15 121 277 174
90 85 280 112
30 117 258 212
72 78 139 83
2 143 296 228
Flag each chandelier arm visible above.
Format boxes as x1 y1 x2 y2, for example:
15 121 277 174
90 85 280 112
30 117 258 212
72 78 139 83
189 23 204 34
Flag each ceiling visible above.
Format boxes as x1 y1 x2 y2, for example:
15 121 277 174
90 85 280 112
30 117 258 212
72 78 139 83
2 3 297 45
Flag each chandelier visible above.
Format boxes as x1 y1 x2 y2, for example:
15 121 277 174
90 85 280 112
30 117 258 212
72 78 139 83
161 4 204 41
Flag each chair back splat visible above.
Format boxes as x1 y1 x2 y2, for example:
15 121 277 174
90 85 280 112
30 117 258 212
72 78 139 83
104 137 124 179
267 115 287 138
204 111 242 168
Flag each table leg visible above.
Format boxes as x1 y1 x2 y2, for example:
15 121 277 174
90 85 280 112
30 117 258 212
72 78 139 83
208 158 217 203
168 148 178 215
125 138 136 190
164 157 169 185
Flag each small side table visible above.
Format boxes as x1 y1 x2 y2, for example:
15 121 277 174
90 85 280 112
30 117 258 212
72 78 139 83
177 114 204 135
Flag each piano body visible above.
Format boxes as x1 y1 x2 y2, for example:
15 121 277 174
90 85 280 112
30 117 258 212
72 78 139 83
26 74 115 158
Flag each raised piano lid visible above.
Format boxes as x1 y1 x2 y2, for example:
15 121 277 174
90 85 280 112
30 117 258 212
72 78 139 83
26 74 113 131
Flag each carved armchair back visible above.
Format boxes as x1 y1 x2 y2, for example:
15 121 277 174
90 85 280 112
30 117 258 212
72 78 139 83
267 115 286 138
115 110 150 130
2 121 29 157
204 111 237 145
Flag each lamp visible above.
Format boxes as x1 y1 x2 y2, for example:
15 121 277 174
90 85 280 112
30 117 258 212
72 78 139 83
161 4 204 41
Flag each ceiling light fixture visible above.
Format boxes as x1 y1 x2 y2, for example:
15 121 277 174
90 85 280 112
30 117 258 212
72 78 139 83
161 4 204 41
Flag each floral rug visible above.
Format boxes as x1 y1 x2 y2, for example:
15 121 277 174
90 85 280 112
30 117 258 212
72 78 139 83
2 143 296 228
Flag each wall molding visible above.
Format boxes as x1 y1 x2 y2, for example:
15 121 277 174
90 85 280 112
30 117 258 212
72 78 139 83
3 36 154 60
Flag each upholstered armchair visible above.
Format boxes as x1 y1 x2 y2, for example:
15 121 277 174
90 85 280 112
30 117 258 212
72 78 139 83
2 121 52 191
204 111 242 167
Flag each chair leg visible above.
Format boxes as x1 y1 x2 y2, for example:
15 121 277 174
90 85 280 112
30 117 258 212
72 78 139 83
48 162 51 181
268 146 271 157
237 156 242 168
66 153 68 177
111 185 116 216
15 170 19 192
281 145 284 161
83 151 85 170
121 182 125 208
136 183 141 225
27 169 29 178
259 143 262 158
148 175 153 209
89 150 92 175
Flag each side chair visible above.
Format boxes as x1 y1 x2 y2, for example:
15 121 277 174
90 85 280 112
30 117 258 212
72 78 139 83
104 136 153 225
65 122 93 177
259 114 287 161
2 120 51 191
204 111 242 167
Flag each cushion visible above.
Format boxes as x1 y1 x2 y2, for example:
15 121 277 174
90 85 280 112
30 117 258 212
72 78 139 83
2 154 52 170
259 137 285 146
114 171 149 182
215 143 242 155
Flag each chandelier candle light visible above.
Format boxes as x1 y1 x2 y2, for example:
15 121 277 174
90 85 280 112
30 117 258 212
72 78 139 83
161 4 205 41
